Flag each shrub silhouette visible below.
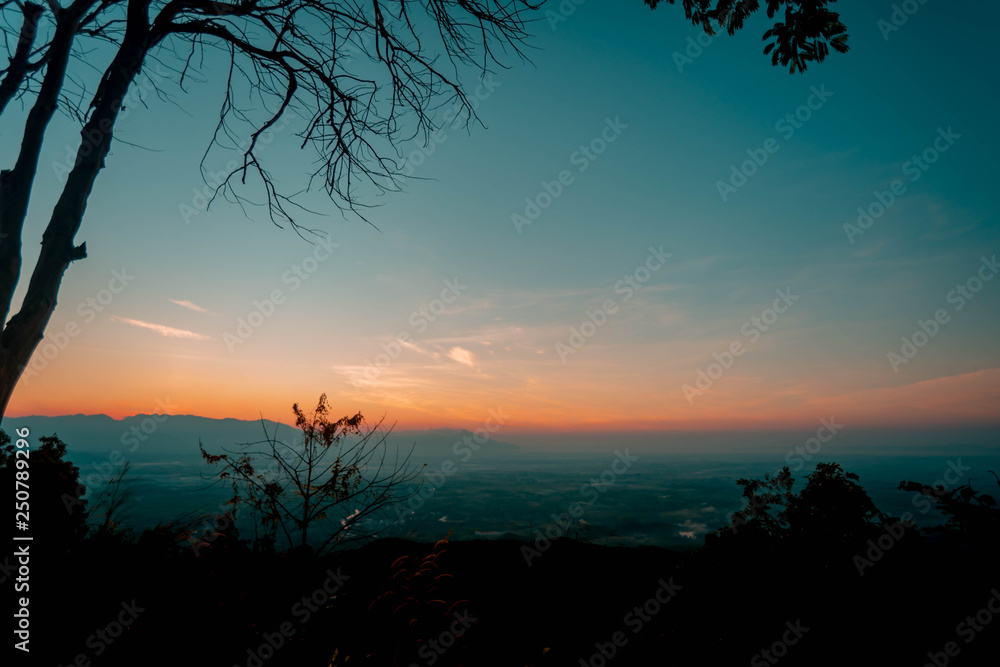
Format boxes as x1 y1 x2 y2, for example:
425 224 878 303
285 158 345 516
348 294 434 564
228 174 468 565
898 470 1000 549
1 430 88 552
352 532 472 666
712 462 889 550
13 444 1000 666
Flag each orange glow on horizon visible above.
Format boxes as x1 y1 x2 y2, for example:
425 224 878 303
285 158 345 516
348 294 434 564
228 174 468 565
10 367 1000 434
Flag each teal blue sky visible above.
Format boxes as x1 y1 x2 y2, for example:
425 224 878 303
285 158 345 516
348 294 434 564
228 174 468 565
5 1 999 430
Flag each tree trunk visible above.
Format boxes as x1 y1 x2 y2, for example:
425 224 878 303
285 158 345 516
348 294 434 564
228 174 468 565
0 4 90 424
0 0 151 424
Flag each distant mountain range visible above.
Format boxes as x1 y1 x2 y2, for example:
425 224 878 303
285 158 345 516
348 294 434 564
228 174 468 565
9 413 519 462
8 414 999 462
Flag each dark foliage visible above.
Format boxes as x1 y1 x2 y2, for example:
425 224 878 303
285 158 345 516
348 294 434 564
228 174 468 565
11 434 997 666
645 0 849 72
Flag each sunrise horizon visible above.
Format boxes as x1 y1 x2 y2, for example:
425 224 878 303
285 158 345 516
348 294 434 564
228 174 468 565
9 368 1000 436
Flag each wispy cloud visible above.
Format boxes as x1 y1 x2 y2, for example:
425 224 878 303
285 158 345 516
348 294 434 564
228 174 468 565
111 316 210 340
170 299 209 313
447 346 476 367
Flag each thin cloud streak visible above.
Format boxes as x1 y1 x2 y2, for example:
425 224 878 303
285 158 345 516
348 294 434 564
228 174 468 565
170 299 209 313
111 316 210 340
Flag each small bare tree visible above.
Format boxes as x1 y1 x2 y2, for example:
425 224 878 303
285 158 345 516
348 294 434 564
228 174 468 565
200 393 420 554
89 459 136 535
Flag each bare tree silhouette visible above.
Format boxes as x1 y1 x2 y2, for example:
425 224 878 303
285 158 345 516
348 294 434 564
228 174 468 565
0 0 539 420
89 459 136 535
200 393 420 553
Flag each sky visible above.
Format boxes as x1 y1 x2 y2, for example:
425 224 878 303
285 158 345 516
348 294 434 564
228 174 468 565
4 1 1000 435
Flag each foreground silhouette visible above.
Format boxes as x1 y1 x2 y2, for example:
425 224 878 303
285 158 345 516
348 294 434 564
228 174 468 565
199 394 420 555
4 431 997 666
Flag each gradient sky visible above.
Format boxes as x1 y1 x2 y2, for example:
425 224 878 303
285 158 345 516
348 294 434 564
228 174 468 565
4 2 999 433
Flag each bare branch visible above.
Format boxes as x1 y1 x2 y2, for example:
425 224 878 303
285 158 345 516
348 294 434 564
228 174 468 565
0 1 44 115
